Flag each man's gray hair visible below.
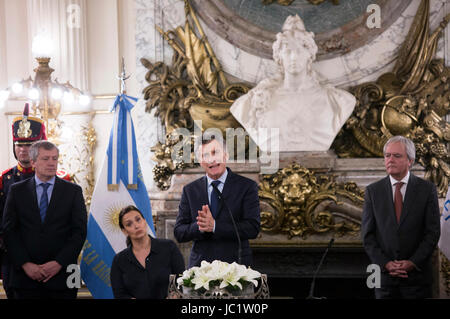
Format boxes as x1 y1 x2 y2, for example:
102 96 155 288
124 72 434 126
30 140 59 162
383 135 416 163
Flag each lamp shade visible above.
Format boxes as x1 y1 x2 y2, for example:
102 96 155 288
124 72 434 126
32 33 54 58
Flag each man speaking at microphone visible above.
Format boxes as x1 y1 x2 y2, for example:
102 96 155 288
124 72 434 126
174 135 260 268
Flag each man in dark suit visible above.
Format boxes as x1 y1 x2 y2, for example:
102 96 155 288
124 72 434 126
174 136 260 268
3 140 87 299
362 135 440 299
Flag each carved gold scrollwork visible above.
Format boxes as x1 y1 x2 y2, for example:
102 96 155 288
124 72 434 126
151 134 197 191
259 164 363 239
223 84 250 103
58 122 97 209
83 124 97 208
333 0 450 196
18 118 32 138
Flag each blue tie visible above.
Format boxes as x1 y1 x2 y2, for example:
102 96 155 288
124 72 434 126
39 183 50 222
210 181 221 218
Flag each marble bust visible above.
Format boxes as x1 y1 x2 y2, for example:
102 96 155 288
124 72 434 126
230 15 356 152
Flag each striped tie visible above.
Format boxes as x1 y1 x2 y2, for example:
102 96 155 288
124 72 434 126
394 182 404 223
39 183 50 222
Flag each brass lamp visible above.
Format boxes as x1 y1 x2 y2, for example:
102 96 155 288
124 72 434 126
0 33 91 142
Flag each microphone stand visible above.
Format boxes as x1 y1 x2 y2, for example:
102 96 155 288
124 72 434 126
306 238 334 299
211 182 242 265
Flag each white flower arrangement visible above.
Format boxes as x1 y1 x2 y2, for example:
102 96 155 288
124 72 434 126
177 260 261 294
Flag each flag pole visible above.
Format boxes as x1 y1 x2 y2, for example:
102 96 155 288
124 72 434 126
117 57 131 95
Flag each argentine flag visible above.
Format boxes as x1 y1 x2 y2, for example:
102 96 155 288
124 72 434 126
439 185 450 260
80 94 156 299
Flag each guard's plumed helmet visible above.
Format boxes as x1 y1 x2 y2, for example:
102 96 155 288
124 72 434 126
11 103 47 158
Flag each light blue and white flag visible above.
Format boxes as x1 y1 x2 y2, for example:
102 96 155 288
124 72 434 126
438 185 450 260
80 94 156 299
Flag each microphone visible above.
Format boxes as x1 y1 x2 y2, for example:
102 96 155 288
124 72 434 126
306 238 334 299
211 182 242 265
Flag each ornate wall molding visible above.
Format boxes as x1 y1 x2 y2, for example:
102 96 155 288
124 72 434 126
137 0 446 89
259 164 363 239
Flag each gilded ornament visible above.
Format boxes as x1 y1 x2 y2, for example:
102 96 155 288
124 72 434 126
58 123 97 209
259 164 363 239
151 134 198 191
17 118 32 138
82 124 97 208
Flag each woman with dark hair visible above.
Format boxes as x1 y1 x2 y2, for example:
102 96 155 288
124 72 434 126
110 205 185 299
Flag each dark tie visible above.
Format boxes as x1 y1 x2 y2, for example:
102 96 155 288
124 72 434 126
210 181 221 218
394 182 404 223
39 183 50 222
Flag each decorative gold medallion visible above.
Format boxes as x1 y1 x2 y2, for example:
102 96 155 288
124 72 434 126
259 164 363 239
17 118 32 138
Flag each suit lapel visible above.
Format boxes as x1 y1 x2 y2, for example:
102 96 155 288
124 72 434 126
200 176 209 207
44 177 63 224
383 176 398 226
217 168 233 219
27 178 41 223
399 173 416 226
